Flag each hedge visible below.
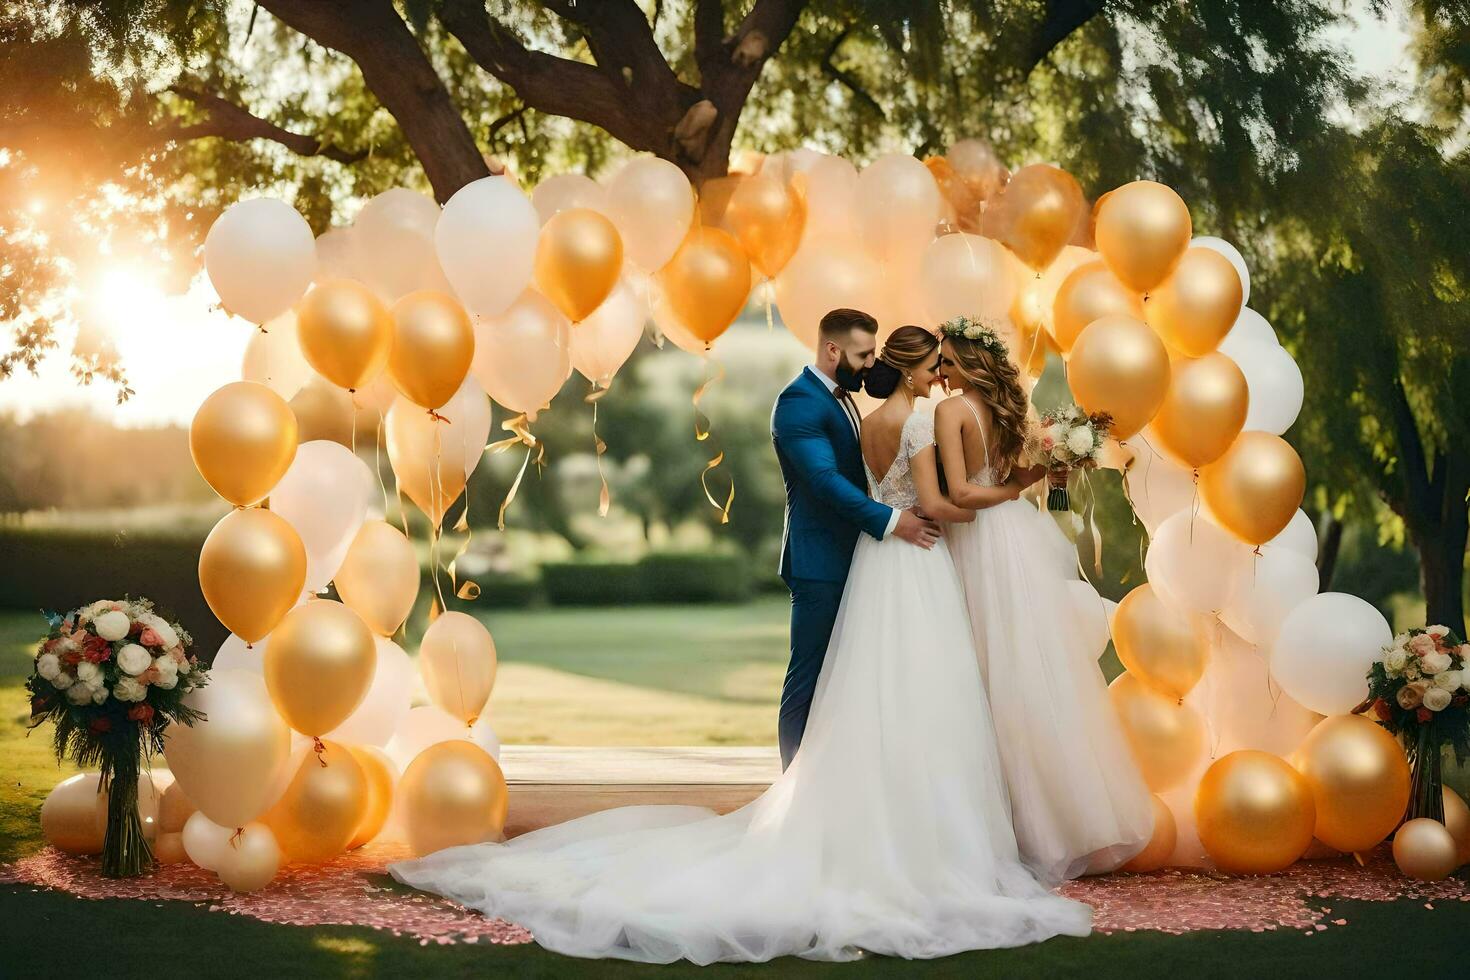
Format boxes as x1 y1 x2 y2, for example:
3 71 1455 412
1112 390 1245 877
540 552 757 606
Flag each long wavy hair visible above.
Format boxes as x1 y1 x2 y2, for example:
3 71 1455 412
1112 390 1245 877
945 335 1030 468
863 326 939 398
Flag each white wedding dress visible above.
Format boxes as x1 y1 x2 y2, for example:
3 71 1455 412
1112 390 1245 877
945 397 1153 883
390 410 1091 963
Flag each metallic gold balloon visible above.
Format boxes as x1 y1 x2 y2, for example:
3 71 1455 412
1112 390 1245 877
388 291 475 410
1066 314 1171 439
41 773 106 855
1095 181 1192 294
296 279 393 391
215 822 282 891
400 740 508 857
198 508 306 643
419 611 498 725
980 164 1085 271
333 520 420 636
534 208 624 322
1112 584 1208 700
1122 795 1177 872
288 376 355 447
1144 247 1243 356
1291 714 1410 853
263 741 367 863
1151 353 1249 468
1050 260 1144 353
657 227 752 348
190 382 299 506
1196 750 1315 874
1199 432 1306 546
384 395 467 526
1393 818 1460 881
347 745 396 850
1109 672 1206 792
264 600 376 737
1442 788 1470 866
725 173 806 278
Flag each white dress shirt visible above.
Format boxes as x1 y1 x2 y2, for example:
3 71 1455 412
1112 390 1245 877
805 367 901 538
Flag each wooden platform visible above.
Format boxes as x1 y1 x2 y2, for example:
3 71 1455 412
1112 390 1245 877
498 746 780 839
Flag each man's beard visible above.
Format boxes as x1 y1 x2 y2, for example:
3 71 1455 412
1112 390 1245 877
834 357 867 392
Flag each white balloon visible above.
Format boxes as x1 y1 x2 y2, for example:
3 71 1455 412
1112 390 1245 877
855 154 941 265
1218 307 1279 359
314 227 357 283
384 704 500 772
353 188 451 302
1267 509 1318 563
1191 236 1251 306
1125 442 1198 533
204 198 316 324
240 311 315 401
213 633 265 674
1193 629 1318 757
181 810 233 871
571 277 648 384
436 177 539 317
269 441 375 593
1271 592 1392 716
1227 339 1304 435
1220 547 1320 647
470 290 573 420
1147 510 1251 615
214 821 281 893
1065 579 1112 658
531 174 609 224
436 376 494 482
604 157 695 272
325 637 414 747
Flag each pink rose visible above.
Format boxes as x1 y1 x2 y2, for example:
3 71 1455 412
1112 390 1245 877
1408 633 1438 657
139 628 163 648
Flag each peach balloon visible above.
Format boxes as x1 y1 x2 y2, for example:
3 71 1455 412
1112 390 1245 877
388 291 475 410
570 277 647 385
773 241 883 349
400 740 509 857
419 611 498 725
534 208 623 322
1112 584 1208 700
725 172 806 278
264 741 368 863
531 173 609 223
198 508 306 643
918 232 1018 326
1050 261 1144 353
1122 795 1177 872
296 279 393 391
153 832 188 865
605 157 695 272
1196 750 1315 874
263 600 376 738
1199 432 1306 546
347 745 397 850
288 377 355 447
1291 714 1410 854
1442 788 1470 867
158 779 197 834
470 291 571 420
215 822 282 892
1145 247 1243 357
855 153 942 265
1151 353 1249 469
980 163 1085 271
190 381 299 507
1095 181 1192 293
41 773 107 854
334 520 420 636
657 227 751 348
1109 672 1206 793
384 395 469 526
1066 314 1171 439
1394 818 1460 881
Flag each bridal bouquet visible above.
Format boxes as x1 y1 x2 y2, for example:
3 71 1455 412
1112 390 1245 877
26 598 207 877
1026 405 1113 511
1356 625 1470 823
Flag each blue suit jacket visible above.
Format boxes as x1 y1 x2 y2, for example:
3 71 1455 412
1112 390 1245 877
771 368 894 584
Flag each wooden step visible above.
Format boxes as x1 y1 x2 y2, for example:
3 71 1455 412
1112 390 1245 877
498 746 780 839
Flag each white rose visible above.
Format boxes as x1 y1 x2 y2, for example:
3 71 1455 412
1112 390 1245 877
81 600 112 622
1428 625 1450 638
36 653 61 681
90 684 109 705
116 643 151 676
1385 649 1409 675
93 610 130 642
1422 650 1452 675
1424 687 1453 712
50 670 75 690
137 613 181 650
65 683 94 705
75 661 103 685
1434 669 1461 691
152 656 179 690
113 676 147 702
1066 426 1095 457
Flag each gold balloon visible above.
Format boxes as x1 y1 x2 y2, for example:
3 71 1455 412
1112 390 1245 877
153 831 187 865
1109 672 1206 792
1051 260 1144 353
1145 247 1243 357
1199 432 1306 546
980 164 1086 271
297 279 393 391
657 227 751 348
1442 788 1470 867
388 291 475 410
400 740 509 857
347 745 396 850
419 611 498 725
264 741 368 863
41 773 106 855
288 376 355 447
725 173 806 278
333 520 420 636
1196 750 1316 874
535 208 624 322
198 508 306 643
1095 180 1192 294
1151 353 1249 469
1067 314 1171 439
1112 584 1208 700
385 396 467 526
1122 795 1177 872
190 381 299 506
215 822 282 892
1393 818 1461 881
264 600 376 737
1291 714 1410 853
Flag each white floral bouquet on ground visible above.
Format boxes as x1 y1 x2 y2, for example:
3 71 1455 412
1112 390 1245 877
26 598 208 877
1026 404 1113 510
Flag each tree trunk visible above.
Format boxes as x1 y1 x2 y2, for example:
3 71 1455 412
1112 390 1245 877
1416 476 1469 637
1316 510 1344 589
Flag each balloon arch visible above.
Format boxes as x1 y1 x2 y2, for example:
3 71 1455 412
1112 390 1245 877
168 144 1400 891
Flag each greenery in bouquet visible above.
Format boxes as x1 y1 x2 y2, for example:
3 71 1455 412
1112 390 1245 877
26 597 208 877
1024 405 1114 512
1357 625 1470 823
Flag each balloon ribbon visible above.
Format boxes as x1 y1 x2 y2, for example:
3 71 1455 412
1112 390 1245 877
693 358 734 524
587 383 611 517
488 413 543 530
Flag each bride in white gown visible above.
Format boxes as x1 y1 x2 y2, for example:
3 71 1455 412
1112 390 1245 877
389 326 1091 963
935 319 1153 884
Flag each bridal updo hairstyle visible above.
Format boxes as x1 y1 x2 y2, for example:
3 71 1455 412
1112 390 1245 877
863 326 940 398
944 328 1029 467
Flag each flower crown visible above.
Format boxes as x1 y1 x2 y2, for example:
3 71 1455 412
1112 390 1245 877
939 315 1009 358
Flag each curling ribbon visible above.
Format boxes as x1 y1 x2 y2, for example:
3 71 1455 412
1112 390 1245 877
692 358 734 524
586 384 612 517
488 413 544 531
1079 467 1103 579
427 416 449 611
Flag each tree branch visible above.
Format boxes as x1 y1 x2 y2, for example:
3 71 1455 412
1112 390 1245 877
1025 0 1108 74
160 85 367 164
820 27 885 119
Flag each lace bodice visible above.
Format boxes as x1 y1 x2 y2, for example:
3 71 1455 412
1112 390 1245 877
866 410 934 509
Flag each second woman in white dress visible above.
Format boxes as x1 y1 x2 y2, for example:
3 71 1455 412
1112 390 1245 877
935 320 1154 884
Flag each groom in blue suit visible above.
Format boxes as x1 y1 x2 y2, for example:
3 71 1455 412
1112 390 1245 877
770 309 940 769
